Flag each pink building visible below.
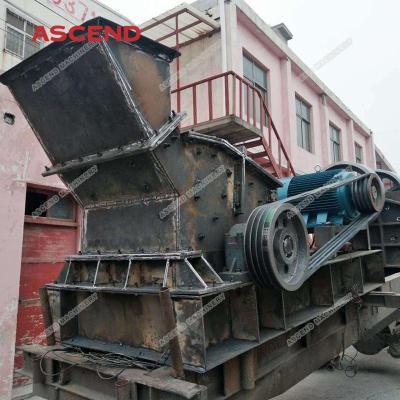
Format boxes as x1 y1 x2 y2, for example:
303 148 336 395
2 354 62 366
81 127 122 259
0 0 395 397
0 83 82 395
141 0 393 176
0 1 131 397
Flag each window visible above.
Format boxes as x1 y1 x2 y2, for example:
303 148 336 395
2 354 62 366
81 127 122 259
355 142 363 164
329 124 341 162
243 53 268 125
25 187 75 220
5 9 42 59
296 97 312 152
4 112 15 125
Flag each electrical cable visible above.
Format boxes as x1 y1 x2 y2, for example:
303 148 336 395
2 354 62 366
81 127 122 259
36 345 159 382
37 348 85 377
326 334 359 378
334 348 359 378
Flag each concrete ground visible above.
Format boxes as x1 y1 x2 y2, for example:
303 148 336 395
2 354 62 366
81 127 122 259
275 347 400 400
12 347 400 400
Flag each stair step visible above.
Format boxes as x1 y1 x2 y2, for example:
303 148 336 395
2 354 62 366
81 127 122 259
257 159 272 168
249 150 268 158
235 138 263 148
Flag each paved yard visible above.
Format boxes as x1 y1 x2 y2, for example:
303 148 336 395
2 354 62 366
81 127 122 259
276 347 400 400
12 347 400 400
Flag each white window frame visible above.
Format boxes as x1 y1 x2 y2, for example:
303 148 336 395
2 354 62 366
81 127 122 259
355 142 363 164
5 8 43 59
243 52 269 126
329 123 342 162
296 96 313 152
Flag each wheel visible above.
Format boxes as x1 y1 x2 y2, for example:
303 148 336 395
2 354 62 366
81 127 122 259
244 202 309 291
324 163 385 213
323 161 373 175
376 169 400 192
351 173 385 213
354 329 390 355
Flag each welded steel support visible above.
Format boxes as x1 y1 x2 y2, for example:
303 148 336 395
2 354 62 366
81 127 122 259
241 349 256 390
364 291 400 308
39 287 55 346
159 287 185 379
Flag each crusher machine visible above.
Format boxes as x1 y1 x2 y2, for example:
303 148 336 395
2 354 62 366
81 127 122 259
3 17 400 400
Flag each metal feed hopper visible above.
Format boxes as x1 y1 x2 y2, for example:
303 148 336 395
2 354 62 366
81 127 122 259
3 17 400 400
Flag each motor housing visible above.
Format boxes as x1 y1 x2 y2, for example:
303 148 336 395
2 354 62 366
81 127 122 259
277 169 384 228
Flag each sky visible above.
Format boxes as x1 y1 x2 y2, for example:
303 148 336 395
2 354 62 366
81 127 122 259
100 0 400 172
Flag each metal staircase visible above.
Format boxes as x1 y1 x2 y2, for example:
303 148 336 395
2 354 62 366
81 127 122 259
172 71 295 178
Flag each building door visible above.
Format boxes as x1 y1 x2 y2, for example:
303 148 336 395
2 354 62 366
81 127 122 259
13 184 79 386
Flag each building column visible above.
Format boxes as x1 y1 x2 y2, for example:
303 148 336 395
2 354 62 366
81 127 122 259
319 94 329 166
219 0 228 72
280 57 293 155
220 0 238 72
346 119 355 162
366 131 376 168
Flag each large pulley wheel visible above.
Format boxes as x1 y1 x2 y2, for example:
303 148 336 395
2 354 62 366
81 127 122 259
351 173 385 213
323 161 373 175
244 202 309 291
324 162 385 213
376 169 400 192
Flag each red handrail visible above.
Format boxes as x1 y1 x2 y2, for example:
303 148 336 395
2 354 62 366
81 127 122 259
171 70 296 177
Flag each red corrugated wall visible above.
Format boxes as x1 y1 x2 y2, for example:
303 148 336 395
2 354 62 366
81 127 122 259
13 221 78 385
